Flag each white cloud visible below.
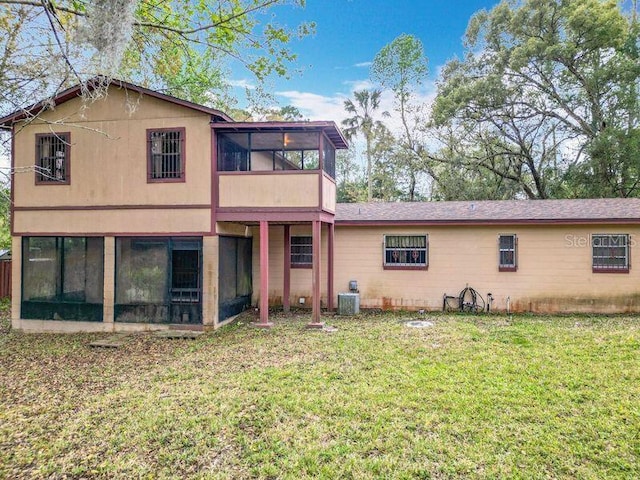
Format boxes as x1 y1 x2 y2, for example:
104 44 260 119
227 79 256 90
277 77 438 135
343 79 376 91
275 90 348 123
354 61 372 68
277 78 439 178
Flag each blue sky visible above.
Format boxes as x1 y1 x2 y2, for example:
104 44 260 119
229 0 503 121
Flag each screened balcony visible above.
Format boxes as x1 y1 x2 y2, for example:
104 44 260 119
217 129 336 175
213 122 347 212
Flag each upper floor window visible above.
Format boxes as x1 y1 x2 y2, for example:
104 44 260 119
592 234 629 273
147 128 185 182
36 132 70 184
291 236 312 268
499 234 517 271
383 234 428 270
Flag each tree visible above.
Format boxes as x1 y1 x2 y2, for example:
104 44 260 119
262 105 305 121
342 89 389 201
371 34 435 201
369 123 407 201
431 128 524 200
0 184 9 249
335 149 367 202
0 0 313 115
433 0 640 199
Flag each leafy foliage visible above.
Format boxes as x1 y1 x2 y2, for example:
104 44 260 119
0 184 9 249
432 0 640 199
342 89 390 201
339 2 639 202
371 34 434 201
0 0 314 113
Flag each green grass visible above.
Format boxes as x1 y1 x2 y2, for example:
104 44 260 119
1 310 639 479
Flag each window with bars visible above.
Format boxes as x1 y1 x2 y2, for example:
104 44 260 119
36 133 70 184
147 128 185 182
291 236 312 268
499 234 517 271
592 234 630 273
384 235 428 269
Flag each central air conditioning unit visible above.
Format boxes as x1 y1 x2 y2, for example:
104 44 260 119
338 293 360 315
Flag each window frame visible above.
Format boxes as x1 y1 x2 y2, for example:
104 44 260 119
591 233 630 273
35 132 71 185
147 127 186 183
383 234 429 271
498 234 518 272
290 235 313 269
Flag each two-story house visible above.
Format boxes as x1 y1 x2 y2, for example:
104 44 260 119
1 79 346 331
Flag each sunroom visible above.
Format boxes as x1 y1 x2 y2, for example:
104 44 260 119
213 122 346 213
212 121 348 326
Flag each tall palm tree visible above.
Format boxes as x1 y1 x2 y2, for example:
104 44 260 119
342 89 388 201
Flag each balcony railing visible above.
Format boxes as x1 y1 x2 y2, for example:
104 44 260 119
217 170 334 210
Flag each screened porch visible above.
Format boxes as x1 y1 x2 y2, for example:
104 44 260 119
213 122 346 213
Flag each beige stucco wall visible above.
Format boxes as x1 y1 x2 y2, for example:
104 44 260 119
218 173 320 208
13 209 211 235
254 223 640 314
322 176 336 212
216 222 252 237
202 235 219 327
12 86 212 234
250 151 292 171
336 224 640 313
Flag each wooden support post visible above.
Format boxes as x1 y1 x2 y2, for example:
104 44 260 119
327 222 334 312
256 220 273 328
283 225 291 313
308 220 324 328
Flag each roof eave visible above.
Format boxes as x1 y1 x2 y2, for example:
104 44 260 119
336 218 640 226
0 77 233 127
211 121 349 149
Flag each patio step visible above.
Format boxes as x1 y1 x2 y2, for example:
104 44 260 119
89 333 130 348
154 330 203 340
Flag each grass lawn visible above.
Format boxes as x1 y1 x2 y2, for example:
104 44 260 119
1 307 639 479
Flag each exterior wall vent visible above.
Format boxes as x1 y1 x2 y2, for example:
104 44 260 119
338 293 360 315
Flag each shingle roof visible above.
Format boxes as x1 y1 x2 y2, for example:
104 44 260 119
335 198 640 225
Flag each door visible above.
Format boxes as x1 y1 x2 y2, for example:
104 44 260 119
170 239 202 324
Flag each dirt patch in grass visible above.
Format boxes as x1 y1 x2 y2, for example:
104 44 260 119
1 310 639 479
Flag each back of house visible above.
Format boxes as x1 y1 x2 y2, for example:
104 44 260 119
2 79 640 333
